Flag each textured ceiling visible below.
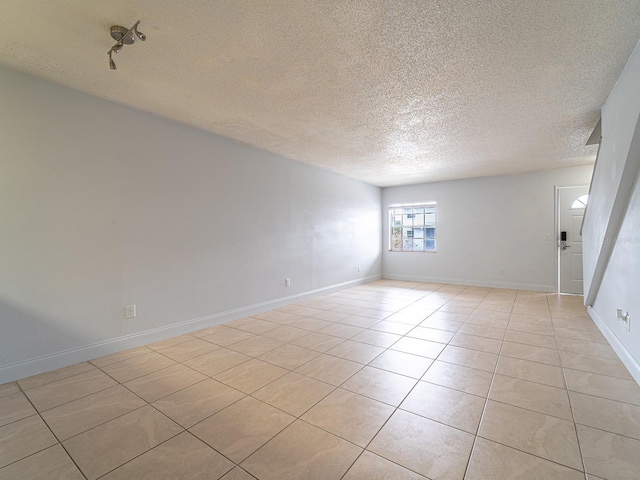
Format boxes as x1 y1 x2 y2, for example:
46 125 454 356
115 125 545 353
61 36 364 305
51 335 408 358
1 1 639 186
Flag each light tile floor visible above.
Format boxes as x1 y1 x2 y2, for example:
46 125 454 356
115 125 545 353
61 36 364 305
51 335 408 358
1 280 639 479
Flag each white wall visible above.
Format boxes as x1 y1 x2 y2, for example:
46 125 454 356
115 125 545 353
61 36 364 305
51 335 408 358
582 41 640 383
382 166 594 291
0 66 382 383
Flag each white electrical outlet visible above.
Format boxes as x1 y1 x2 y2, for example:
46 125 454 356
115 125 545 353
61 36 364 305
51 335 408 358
617 309 631 331
285 278 291 287
124 305 136 319
498 268 504 275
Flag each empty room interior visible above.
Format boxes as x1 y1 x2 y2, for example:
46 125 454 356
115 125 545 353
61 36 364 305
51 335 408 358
1 2 640 480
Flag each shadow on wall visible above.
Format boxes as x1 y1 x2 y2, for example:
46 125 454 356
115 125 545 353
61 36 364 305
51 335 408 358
0 298 90 382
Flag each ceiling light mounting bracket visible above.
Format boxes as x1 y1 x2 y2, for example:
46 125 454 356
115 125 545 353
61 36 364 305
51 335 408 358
107 20 146 70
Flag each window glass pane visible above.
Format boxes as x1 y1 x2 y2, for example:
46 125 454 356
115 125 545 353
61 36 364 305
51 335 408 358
412 239 424 250
424 213 436 224
403 214 413 226
424 207 436 215
424 228 435 238
414 213 424 225
413 228 424 239
425 239 436 250
393 208 403 215
393 215 402 226
413 208 424 214
403 228 414 238
403 239 414 250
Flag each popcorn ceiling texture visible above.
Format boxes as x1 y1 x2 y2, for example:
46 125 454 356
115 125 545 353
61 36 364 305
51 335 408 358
1 1 639 186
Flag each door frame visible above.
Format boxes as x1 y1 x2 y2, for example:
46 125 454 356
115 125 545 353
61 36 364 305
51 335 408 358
555 184 589 294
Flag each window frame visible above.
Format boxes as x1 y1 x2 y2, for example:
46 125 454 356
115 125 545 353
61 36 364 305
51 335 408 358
388 201 437 253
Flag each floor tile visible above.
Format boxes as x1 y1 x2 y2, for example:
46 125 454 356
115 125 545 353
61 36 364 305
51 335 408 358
0 415 58 469
496 356 565 388
478 400 582 470
554 327 607 344
406 326 454 343
369 320 414 335
147 334 196 351
258 344 320 370
401 381 485 434
457 323 506 340
556 337 617 359
225 317 279 335
289 317 333 331
183 348 251 377
509 313 554 325
341 366 417 406
351 329 402 348
338 315 381 328
241 420 362 480
500 341 561 366
507 320 555 336
123 364 207 402
214 359 288 394
41 385 146 440
252 311 304 325
577 424 640 480
17 362 96 391
438 345 498 373
489 374 572 420
199 327 255 346
63 405 183 480
369 410 474 480
390 337 446 358
369 350 433 379
302 389 394 446
449 333 502 354
559 351 633 379
154 338 219 362
261 325 309 342
318 323 365 339
290 332 345 352
564 368 640 405
190 396 294 463
90 346 153 368
326 340 384 364
153 379 244 428
504 330 557 349
0 383 19 398
223 335 284 357
221 467 257 480
422 360 493 397
99 352 176 383
342 450 427 480
100 432 233 480
465 437 585 480
0 444 84 480
570 391 640 440
294 354 363 386
23 369 117 411
253 372 334 416
0 392 36 427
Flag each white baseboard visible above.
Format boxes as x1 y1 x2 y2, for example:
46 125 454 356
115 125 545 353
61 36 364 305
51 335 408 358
382 274 554 292
0 274 381 384
587 306 640 385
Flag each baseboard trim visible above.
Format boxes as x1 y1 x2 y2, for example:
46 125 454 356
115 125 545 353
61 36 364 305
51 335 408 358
587 306 640 385
382 274 554 292
0 274 381 384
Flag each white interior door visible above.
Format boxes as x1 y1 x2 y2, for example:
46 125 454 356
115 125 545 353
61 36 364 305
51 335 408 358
558 186 589 294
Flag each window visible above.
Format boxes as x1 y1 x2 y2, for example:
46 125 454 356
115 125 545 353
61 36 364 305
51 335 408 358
389 202 436 252
570 194 589 209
